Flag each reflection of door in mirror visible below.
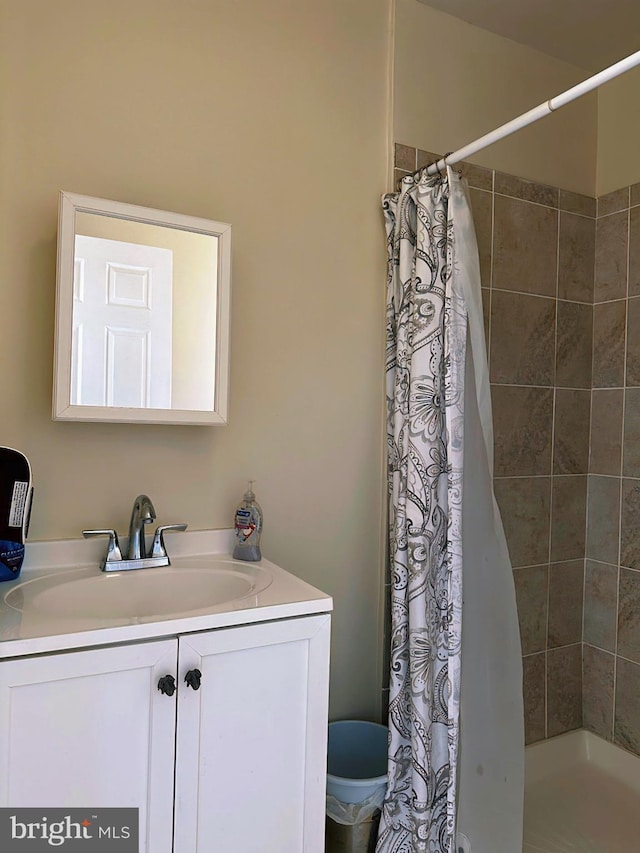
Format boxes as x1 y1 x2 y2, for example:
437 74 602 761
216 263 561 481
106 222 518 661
54 191 232 425
72 236 173 408
74 211 218 412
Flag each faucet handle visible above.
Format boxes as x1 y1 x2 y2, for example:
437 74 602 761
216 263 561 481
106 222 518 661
83 529 123 566
150 524 188 560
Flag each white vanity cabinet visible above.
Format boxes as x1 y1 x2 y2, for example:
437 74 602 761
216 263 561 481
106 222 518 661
0 613 331 853
0 638 177 850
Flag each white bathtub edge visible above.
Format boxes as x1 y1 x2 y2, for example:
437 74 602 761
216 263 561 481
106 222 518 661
584 731 640 795
525 730 588 785
525 729 640 794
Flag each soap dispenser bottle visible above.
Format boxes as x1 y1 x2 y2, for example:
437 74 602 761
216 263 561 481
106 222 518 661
232 481 263 561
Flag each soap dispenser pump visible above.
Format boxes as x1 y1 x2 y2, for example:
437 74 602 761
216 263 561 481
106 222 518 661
232 480 263 562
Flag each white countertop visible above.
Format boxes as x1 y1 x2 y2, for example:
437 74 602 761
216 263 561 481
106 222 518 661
0 529 332 658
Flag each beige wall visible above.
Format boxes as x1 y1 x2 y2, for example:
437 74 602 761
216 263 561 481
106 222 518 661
0 0 390 720
394 0 598 195
596 66 640 196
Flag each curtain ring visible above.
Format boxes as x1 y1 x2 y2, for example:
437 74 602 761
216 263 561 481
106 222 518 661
438 152 454 175
436 152 464 179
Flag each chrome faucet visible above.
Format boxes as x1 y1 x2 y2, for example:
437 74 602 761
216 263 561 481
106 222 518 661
83 495 187 572
127 494 156 560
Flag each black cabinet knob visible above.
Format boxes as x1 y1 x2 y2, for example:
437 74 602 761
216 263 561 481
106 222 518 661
185 668 202 690
158 674 176 696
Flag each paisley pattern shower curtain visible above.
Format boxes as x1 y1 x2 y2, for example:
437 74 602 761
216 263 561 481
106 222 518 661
377 169 467 853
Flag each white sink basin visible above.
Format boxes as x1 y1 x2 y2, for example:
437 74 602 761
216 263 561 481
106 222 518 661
4 559 272 620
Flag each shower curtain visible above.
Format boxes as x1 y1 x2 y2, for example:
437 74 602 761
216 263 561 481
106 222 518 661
377 167 524 853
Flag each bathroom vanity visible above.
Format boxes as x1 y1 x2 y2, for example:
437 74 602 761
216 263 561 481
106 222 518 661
0 530 332 853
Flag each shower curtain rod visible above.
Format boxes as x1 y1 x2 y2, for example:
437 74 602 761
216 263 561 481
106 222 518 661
426 47 640 175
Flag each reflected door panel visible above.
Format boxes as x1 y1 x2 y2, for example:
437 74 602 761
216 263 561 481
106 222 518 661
72 236 173 408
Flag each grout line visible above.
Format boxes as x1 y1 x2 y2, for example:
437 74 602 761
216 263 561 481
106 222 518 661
543 213 563 738
523 641 582 657
487 179 494 376
610 204 633 740
584 555 640 572
583 641 616 655
493 189 587 214
596 206 631 220
591 384 636 391
495 473 586 480
543 644 549 740
593 297 630 307
582 223 594 731
491 287 591 304
492 383 591 391
494 191 558 210
557 207 596 221
614 651 640 668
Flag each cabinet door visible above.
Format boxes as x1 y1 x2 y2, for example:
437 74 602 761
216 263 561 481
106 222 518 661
174 614 331 853
0 639 177 853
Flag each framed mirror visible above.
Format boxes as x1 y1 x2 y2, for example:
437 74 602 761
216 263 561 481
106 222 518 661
53 191 231 425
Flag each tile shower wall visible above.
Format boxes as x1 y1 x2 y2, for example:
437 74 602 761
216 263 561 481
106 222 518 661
479 169 593 745
584 183 640 756
392 146 640 756
392 144 595 744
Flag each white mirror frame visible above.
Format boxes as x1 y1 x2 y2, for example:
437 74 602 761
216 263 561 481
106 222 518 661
53 191 231 425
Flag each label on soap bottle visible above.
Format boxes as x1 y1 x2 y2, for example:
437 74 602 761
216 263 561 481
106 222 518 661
235 508 256 543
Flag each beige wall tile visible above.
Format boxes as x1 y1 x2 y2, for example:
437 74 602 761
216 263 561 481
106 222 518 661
594 211 629 302
493 386 553 477
558 212 595 303
394 143 416 171
584 560 618 651
625 297 640 383
623 388 640 476
614 658 640 756
559 189 596 217
416 149 440 169
481 288 490 349
490 292 556 385
493 196 558 297
394 168 410 190
459 161 493 191
550 476 587 563
495 172 558 207
548 560 584 647
583 645 614 740
555 301 593 389
547 644 583 737
514 565 549 654
586 476 621 566
523 653 546 744
628 207 640 297
592 301 626 388
618 569 640 663
494 477 551 568
621 479 640 570
553 389 590 474
597 187 630 217
469 188 492 289
590 390 623 475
